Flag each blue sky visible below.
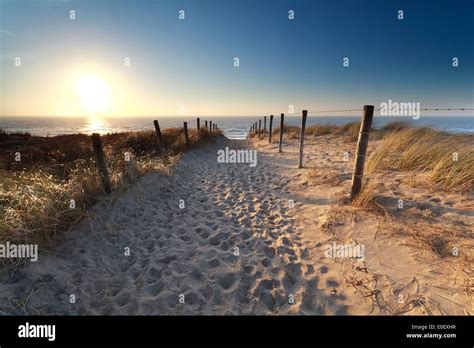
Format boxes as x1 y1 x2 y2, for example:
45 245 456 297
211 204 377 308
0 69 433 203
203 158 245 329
0 0 473 116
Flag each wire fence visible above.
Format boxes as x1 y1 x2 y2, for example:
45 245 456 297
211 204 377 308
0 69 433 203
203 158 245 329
305 107 474 114
133 117 220 131
117 107 474 133
248 104 473 199
253 107 473 118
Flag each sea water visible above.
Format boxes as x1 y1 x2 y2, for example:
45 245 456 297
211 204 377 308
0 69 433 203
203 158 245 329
0 116 473 139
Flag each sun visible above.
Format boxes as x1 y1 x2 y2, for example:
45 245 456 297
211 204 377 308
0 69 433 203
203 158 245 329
76 75 111 114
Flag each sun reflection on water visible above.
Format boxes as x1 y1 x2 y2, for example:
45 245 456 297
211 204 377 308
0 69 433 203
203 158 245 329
83 117 110 134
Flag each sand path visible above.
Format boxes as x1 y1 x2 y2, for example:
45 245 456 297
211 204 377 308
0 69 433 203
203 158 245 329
0 137 355 315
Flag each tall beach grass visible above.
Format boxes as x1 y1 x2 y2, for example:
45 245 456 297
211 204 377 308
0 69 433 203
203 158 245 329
0 127 221 248
367 126 473 193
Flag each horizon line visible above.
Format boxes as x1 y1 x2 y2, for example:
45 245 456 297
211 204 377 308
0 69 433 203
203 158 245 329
1 114 474 118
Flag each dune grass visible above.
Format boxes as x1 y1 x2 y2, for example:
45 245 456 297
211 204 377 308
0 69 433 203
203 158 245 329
255 120 473 194
265 122 363 142
307 168 349 187
0 127 221 247
350 181 383 213
367 127 474 193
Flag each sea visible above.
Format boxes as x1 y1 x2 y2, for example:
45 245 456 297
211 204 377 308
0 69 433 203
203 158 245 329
0 116 473 140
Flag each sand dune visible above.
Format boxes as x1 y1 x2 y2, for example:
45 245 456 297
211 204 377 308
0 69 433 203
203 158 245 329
252 132 473 315
0 135 471 315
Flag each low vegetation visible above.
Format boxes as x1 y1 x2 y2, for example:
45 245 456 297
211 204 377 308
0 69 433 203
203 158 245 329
256 120 473 194
0 127 221 247
266 122 362 142
367 127 474 193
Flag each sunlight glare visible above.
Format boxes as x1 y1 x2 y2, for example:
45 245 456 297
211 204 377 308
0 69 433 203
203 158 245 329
76 75 112 115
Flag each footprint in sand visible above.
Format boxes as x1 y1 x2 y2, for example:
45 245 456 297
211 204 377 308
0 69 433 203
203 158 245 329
217 273 238 291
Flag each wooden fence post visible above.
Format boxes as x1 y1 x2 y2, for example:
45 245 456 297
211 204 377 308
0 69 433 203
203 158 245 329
205 120 208 131
350 105 374 200
197 118 200 131
298 110 308 168
263 116 267 137
153 120 166 150
183 122 189 146
258 119 261 138
269 114 274 143
279 113 284 153
91 133 111 194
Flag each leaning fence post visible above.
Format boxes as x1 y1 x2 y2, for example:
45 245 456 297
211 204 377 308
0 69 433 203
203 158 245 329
279 113 284 153
183 122 189 147
153 120 166 150
298 110 308 168
91 133 111 194
263 116 267 137
269 115 274 143
197 118 200 131
350 105 374 200
258 119 262 138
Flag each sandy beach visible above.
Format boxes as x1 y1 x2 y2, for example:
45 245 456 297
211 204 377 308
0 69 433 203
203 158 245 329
254 130 473 315
0 131 471 315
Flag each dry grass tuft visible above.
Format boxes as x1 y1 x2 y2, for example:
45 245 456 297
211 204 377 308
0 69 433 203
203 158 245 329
273 122 365 142
381 121 410 132
307 168 349 186
306 124 339 136
367 127 474 193
340 122 362 142
387 215 473 259
351 181 380 212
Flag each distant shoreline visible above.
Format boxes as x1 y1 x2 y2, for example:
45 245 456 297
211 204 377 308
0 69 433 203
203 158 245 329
1 115 473 138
